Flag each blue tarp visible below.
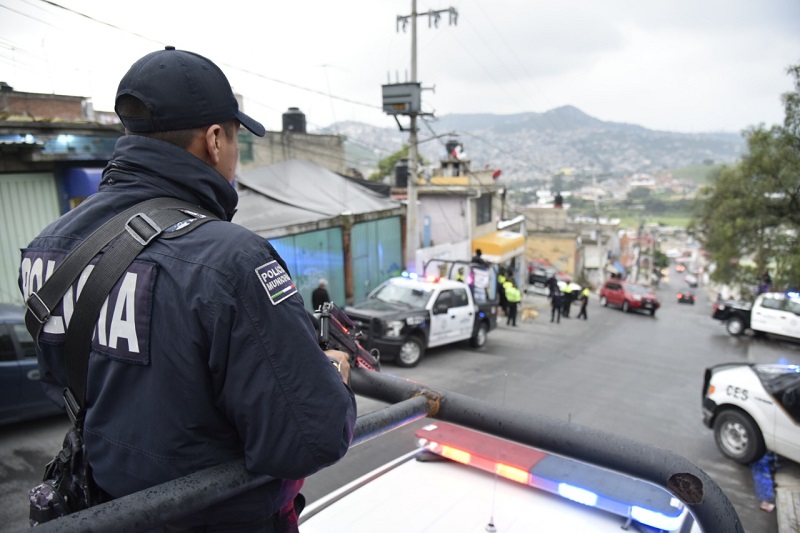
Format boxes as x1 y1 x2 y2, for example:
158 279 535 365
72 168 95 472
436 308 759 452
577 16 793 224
63 167 103 198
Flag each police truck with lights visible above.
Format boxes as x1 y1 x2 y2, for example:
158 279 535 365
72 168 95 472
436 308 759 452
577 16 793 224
344 266 498 367
300 421 701 533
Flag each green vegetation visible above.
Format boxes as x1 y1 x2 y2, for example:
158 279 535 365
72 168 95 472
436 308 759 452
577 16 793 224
672 163 725 185
369 145 427 182
691 63 800 291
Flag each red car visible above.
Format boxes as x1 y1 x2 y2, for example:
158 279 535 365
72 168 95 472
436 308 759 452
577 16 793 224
599 280 660 316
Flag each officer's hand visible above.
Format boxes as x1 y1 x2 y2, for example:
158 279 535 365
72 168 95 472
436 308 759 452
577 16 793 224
324 349 351 384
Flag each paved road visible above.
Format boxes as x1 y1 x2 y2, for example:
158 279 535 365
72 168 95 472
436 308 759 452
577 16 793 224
303 273 800 532
1 270 798 532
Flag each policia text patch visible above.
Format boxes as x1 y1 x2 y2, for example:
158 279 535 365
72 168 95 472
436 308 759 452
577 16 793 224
255 260 297 305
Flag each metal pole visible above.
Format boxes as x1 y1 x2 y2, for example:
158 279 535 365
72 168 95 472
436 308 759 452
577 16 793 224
405 0 419 272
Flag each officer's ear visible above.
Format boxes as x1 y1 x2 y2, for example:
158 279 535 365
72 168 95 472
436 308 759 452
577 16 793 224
203 124 224 164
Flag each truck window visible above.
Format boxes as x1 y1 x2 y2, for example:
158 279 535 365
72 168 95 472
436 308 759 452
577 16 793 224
453 288 469 307
761 297 783 310
435 290 454 309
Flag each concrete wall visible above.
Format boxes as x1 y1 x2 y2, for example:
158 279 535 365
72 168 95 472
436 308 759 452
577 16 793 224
242 131 347 175
419 196 466 246
525 233 577 277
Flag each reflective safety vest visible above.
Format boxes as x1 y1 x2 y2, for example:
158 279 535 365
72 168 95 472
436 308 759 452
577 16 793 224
505 286 521 303
498 274 506 285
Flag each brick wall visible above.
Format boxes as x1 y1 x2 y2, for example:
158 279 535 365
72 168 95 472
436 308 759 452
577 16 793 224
3 93 86 121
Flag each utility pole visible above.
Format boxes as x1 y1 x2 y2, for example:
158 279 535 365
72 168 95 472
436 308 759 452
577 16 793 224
391 1 458 272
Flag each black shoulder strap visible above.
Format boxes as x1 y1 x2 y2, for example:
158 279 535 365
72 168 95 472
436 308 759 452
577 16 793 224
24 198 218 422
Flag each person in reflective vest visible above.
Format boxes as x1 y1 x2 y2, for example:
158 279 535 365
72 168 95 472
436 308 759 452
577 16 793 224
505 280 521 326
577 286 590 320
497 272 508 316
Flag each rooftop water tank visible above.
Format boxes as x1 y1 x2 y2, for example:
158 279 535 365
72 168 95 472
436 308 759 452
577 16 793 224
395 158 409 188
282 107 306 133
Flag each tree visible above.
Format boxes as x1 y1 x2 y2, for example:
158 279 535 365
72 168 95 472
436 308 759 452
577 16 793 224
369 145 426 182
653 249 670 270
691 63 800 291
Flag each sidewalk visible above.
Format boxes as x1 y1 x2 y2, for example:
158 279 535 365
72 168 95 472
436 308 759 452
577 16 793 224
776 461 800 533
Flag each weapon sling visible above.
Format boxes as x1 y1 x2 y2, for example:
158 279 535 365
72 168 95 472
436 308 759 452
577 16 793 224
24 197 218 523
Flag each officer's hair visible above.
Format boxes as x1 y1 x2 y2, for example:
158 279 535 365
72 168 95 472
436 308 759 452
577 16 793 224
116 95 236 149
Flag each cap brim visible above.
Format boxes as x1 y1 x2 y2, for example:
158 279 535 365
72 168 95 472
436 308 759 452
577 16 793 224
237 110 266 137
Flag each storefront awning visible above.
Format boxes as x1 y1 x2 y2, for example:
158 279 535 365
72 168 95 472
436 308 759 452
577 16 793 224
472 231 525 264
605 261 627 275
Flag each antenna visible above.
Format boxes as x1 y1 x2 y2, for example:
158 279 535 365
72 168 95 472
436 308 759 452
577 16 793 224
486 371 508 532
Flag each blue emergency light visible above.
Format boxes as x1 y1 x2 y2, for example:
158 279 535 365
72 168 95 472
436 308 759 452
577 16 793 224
416 422 689 532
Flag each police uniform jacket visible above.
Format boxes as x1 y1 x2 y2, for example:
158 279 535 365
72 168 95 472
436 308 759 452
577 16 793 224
19 135 357 528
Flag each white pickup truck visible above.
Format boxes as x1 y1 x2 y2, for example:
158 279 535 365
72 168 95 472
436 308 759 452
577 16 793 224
344 271 498 367
712 291 800 340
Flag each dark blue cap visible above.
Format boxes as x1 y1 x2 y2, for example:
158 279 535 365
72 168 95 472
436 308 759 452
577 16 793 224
115 46 265 137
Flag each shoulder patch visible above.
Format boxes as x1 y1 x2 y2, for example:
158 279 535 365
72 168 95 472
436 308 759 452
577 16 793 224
255 260 297 305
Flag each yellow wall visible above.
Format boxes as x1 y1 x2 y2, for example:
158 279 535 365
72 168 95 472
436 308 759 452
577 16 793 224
526 234 576 276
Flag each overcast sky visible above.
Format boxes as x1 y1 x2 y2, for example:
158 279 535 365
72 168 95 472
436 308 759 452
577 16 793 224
1 0 798 135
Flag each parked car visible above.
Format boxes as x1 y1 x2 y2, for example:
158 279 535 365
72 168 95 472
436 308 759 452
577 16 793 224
0 304 63 425
702 363 800 464
598 280 660 316
677 290 696 304
528 264 557 287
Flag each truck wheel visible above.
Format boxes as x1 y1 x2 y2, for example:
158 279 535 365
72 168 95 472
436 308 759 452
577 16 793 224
395 337 424 368
649 308 656 317
622 301 630 313
713 409 766 464
726 316 745 336
471 323 488 348
600 296 608 307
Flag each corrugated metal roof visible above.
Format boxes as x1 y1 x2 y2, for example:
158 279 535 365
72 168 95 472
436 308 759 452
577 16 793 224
234 159 401 235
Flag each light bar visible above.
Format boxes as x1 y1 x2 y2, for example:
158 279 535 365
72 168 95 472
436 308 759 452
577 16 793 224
558 483 598 507
632 504 686 531
415 422 688 531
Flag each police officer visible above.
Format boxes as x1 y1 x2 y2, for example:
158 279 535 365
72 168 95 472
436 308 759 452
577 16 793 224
19 47 356 532
561 283 573 318
505 280 521 326
577 286 591 320
550 287 563 324
497 270 508 316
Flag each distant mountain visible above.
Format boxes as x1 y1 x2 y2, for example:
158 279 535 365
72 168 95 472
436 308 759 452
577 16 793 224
321 106 746 183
